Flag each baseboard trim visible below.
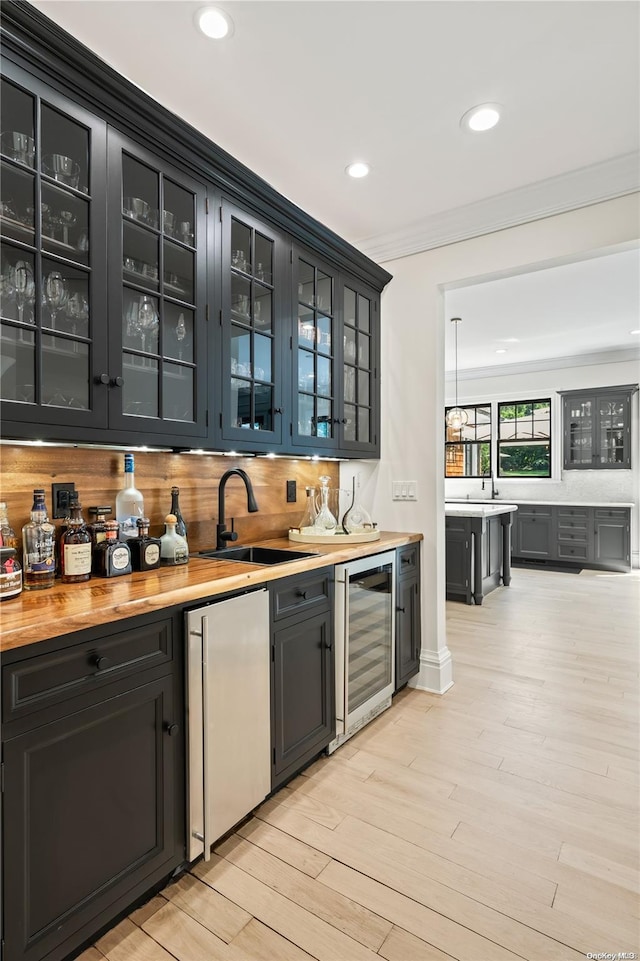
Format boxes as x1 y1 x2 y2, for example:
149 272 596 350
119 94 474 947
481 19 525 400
410 646 454 695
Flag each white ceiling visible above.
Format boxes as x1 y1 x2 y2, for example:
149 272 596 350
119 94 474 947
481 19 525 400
23 1 640 369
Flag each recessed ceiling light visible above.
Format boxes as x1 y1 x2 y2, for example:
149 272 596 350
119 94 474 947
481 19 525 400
630 329 640 335
195 6 233 39
460 103 502 133
346 162 370 179
495 348 507 354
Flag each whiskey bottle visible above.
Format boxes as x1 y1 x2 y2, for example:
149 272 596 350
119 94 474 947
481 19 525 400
160 513 189 566
22 489 56 590
169 486 187 539
0 501 18 549
60 502 92 583
115 453 144 540
93 521 132 577
88 506 112 549
129 517 162 572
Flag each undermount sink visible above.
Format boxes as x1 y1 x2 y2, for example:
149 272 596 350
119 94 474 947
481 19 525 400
195 546 318 565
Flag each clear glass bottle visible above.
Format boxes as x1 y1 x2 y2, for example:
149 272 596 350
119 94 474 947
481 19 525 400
315 475 337 533
160 513 189 566
0 501 17 549
60 501 92 583
342 473 374 534
129 517 162 572
93 521 132 577
169 486 187 539
297 486 318 533
115 453 144 540
22 489 56 590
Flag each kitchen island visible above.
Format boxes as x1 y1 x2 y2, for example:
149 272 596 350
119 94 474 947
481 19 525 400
445 503 518 605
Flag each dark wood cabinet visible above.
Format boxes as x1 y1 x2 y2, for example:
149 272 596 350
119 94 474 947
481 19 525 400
1 611 185 961
445 517 472 602
514 507 554 560
510 503 631 572
594 508 631 571
270 568 335 790
561 385 636 470
395 544 421 689
1 6 391 456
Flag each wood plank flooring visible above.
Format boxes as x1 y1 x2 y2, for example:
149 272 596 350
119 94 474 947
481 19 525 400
83 567 640 961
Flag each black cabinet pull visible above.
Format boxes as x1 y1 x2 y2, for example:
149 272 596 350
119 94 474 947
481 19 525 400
324 640 332 650
396 605 405 613
273 407 284 414
166 723 179 737
296 589 308 599
97 373 110 385
93 655 110 671
110 376 124 388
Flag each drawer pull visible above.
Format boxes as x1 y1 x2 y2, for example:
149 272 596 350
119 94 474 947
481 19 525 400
296 590 308 600
166 723 179 737
93 655 111 671
396 605 406 614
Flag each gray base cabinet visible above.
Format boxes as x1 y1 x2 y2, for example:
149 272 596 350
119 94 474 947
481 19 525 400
511 504 631 572
270 568 335 791
1 611 185 961
395 544 421 689
445 518 472 603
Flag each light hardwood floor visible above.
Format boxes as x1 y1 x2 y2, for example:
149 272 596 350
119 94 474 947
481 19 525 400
84 567 639 961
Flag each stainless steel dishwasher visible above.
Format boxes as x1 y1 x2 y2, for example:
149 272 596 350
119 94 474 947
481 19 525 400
186 587 270 861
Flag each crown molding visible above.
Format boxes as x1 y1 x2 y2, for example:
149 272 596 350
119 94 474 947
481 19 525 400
358 154 640 264
445 346 640 382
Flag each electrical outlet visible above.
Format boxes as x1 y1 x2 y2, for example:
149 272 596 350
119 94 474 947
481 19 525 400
286 479 297 503
51 482 76 519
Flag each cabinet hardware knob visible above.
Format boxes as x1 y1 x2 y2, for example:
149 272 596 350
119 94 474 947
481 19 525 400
93 655 110 670
97 373 110 385
110 376 124 388
167 723 179 737
325 640 333 650
397 606 406 613
273 407 284 414
296 589 308 599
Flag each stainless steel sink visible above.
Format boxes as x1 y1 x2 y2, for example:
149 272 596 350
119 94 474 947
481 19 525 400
194 546 317 565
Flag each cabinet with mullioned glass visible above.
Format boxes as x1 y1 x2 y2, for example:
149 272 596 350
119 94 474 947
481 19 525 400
0 62 108 435
106 130 208 442
561 385 636 470
218 200 287 451
338 276 380 456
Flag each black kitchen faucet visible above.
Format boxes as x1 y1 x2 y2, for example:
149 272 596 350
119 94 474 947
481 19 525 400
216 468 259 550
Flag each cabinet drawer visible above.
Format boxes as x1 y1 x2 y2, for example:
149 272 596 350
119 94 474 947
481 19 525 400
557 518 588 534
557 543 589 561
594 508 628 520
518 506 552 517
557 507 589 520
397 544 420 577
557 531 588 545
2 617 173 723
271 567 333 621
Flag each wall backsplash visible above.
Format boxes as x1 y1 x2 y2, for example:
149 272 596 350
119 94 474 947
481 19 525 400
0 446 339 553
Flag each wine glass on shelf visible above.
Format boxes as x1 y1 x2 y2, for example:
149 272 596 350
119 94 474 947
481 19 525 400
67 292 89 336
59 210 77 246
138 295 159 355
44 271 68 330
175 311 186 360
13 261 35 324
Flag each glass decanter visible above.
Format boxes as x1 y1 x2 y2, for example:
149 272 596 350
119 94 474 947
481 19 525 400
341 472 373 534
315 475 337 533
297 486 318 533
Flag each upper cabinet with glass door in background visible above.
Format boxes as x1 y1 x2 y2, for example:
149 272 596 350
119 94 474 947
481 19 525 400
561 385 637 470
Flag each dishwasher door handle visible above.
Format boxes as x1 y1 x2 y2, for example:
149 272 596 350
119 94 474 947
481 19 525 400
201 614 213 861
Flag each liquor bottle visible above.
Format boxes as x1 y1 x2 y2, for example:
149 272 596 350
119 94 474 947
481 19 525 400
0 547 22 601
93 521 132 577
88 506 112 550
159 513 189 566
55 490 78 575
169 486 187 539
129 517 162 572
115 453 144 540
0 501 18 549
60 501 92 583
22 489 56 590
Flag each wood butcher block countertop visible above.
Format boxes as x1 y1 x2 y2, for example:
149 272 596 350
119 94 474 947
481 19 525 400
0 532 421 653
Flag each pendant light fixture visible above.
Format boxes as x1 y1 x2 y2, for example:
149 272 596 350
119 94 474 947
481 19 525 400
446 317 468 430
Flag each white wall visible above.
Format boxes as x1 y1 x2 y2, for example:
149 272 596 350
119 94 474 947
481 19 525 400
343 194 640 693
444 357 640 565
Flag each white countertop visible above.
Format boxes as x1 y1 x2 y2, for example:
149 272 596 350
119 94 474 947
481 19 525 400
445 503 518 517
446 499 634 508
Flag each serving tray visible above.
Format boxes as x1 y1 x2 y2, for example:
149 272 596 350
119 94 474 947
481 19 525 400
288 529 381 545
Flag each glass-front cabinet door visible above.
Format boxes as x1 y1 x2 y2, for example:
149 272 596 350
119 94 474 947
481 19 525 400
292 248 337 451
338 277 379 456
563 388 633 470
219 202 285 449
107 131 208 441
595 392 631 467
0 65 108 433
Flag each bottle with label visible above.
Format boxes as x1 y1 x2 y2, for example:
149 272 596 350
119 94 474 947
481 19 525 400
88 505 112 548
93 520 132 577
115 453 144 540
169 486 187 539
60 501 92 583
0 502 18 549
0 547 22 600
160 513 189 566
55 490 78 575
129 517 162 572
22 489 56 590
